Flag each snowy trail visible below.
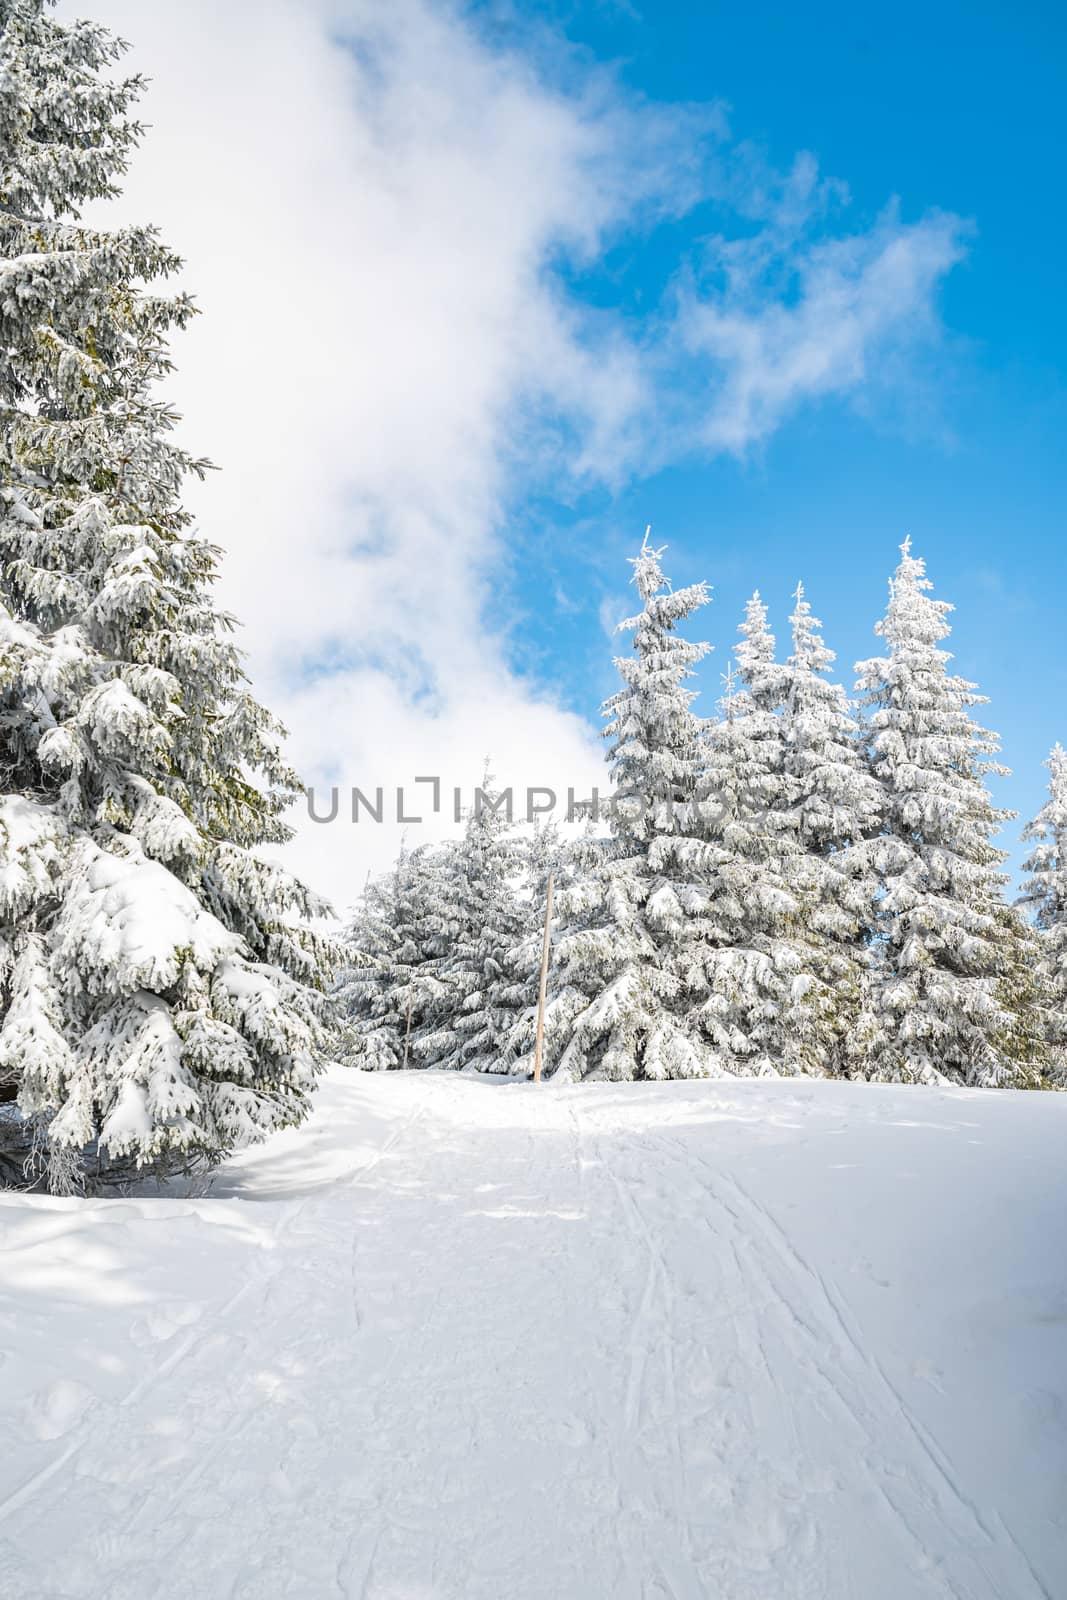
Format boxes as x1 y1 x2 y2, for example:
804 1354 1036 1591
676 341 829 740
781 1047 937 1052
1 1071 1065 1599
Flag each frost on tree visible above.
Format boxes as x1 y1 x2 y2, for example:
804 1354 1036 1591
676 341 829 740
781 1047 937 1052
855 541 1033 1087
415 776 526 1073
1019 744 1067 1081
778 582 883 1074
686 586 883 1077
0 0 332 1189
685 595 795 1073
537 533 715 1081
683 593 826 1075
339 811 568 1077
498 819 577 1075
334 846 427 1073
337 832 499 1075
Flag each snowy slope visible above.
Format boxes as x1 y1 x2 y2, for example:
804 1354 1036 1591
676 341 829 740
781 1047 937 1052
1 1070 1064 1599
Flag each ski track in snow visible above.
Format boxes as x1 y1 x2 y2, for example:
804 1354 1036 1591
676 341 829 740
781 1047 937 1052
0 1068 1064 1599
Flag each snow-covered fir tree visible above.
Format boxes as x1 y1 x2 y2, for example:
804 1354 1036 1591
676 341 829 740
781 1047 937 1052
1019 743 1067 1080
334 844 427 1072
535 533 714 1081
0 0 333 1188
855 540 1034 1086
779 582 883 1074
387 839 466 1069
522 816 571 909
415 775 525 1072
685 593 825 1075
338 816 577 1078
495 819 577 1074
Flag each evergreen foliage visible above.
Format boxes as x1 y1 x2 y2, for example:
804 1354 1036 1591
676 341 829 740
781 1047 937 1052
334 845 427 1073
534 533 714 1080
0 0 333 1189
340 540 1057 1091
855 541 1030 1086
780 582 883 1074
684 593 809 1075
1019 744 1067 1081
414 777 524 1073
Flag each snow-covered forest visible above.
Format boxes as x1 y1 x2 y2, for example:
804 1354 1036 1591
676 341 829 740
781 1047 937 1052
339 534 1067 1095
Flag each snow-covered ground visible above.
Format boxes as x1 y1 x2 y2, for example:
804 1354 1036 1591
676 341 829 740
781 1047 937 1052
1 1071 1064 1600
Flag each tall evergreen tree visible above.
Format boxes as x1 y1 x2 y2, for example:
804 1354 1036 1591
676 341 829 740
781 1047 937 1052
335 844 427 1073
522 816 570 909
493 819 574 1075
0 0 332 1187
415 776 524 1072
538 533 713 1080
1019 743 1067 1080
855 540 1028 1086
686 593 824 1075
780 582 882 1074
390 839 466 1069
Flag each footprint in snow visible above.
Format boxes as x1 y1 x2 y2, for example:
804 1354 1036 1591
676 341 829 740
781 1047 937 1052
27 1377 95 1440
132 1299 203 1345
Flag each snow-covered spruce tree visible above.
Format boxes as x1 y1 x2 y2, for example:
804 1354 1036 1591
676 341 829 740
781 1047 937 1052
532 533 715 1081
523 815 571 910
779 582 883 1074
855 540 1035 1086
988 902 1050 1086
334 844 429 1072
685 594 824 1075
1019 744 1067 1081
385 836 466 1068
495 819 578 1075
0 0 333 1187
416 775 525 1072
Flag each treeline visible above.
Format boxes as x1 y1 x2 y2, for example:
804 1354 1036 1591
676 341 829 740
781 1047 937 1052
339 536 1067 1088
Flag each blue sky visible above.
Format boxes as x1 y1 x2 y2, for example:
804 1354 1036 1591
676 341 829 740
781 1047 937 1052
485 0 1067 879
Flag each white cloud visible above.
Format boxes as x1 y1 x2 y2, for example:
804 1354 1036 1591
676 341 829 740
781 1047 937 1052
63 0 968 914
676 155 968 451
73 0 651 906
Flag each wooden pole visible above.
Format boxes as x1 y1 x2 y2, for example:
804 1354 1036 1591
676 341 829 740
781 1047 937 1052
533 872 554 1084
402 989 414 1071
